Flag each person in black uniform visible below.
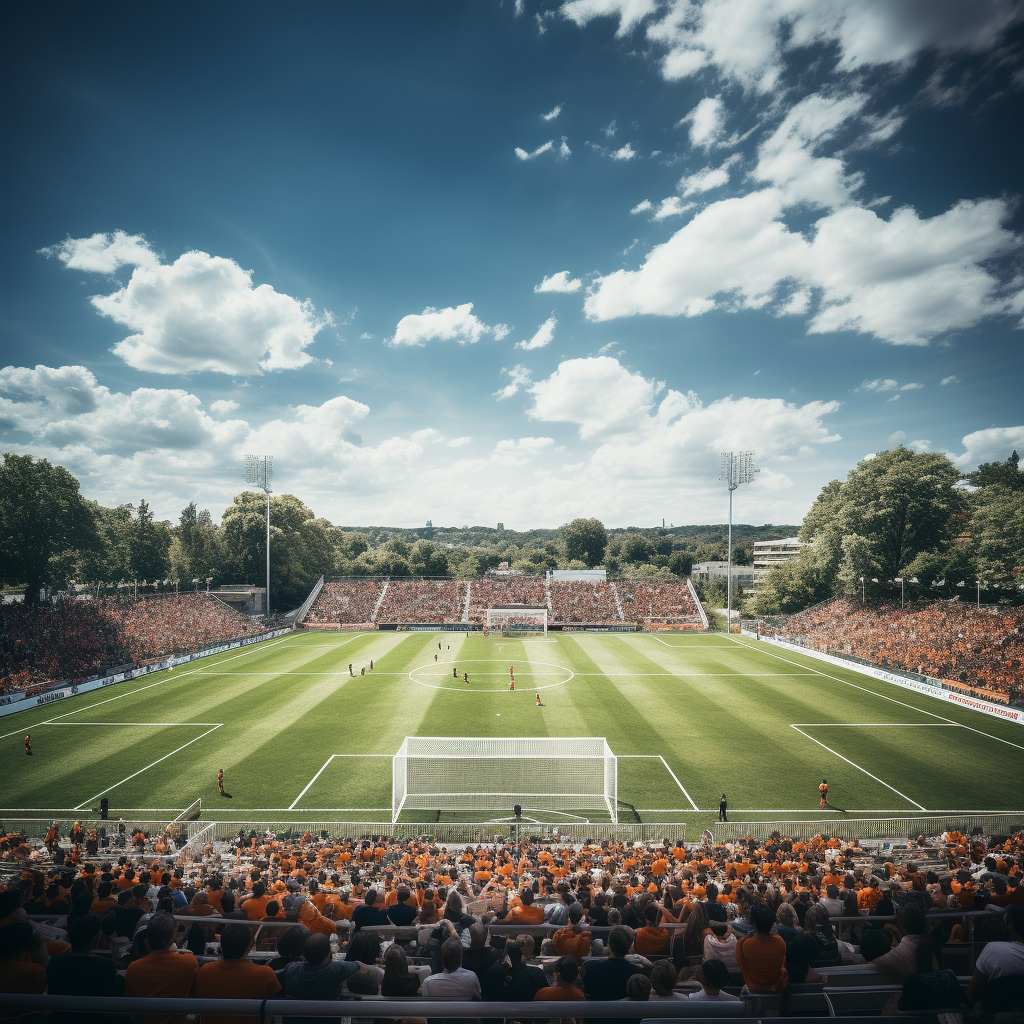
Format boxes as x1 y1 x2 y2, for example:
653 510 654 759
719 794 728 822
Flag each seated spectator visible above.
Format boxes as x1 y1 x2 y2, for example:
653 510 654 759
421 935 481 999
704 920 738 972
195 922 280 1024
689 958 741 1002
872 906 939 983
776 903 827 985
552 903 591 961
967 904 1024 1005
649 960 686 1001
0 921 47 1000
735 903 788 994
277 932 360 1022
582 926 639 1000
481 941 543 1001
634 903 670 956
504 888 543 924
380 944 422 997
626 974 651 1001
46 913 124 1024
535 955 586 1001
266 925 309 971
385 886 417 926
351 889 389 931
462 921 501 982
124 914 199 1024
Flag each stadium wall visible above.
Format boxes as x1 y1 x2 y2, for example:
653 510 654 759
741 629 1022 725
0 628 291 719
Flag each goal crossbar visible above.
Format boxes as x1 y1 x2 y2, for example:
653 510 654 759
392 736 617 822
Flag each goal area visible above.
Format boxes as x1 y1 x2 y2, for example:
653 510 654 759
392 736 617 821
485 605 548 636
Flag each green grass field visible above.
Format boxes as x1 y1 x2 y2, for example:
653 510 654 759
2 629 1022 834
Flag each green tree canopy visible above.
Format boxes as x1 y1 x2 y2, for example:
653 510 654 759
561 517 607 568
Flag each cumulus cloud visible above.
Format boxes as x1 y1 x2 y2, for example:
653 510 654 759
611 143 636 160
951 425 1024 468
535 271 582 293
631 200 654 214
448 436 471 447
493 436 556 464
559 137 572 158
494 364 533 400
678 154 740 196
682 96 725 148
411 428 446 443
44 234 332 375
653 197 695 220
517 316 558 351
940 375 959 385
643 0 1024 91
391 303 506 346
210 399 240 415
560 0 658 36
515 140 554 160
585 190 1021 346
542 104 562 121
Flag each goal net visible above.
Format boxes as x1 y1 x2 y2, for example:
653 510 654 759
485 605 548 636
392 736 617 821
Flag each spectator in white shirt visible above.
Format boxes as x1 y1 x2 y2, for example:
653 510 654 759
968 905 1024 1004
421 936 481 1000
703 921 739 972
688 959 741 1002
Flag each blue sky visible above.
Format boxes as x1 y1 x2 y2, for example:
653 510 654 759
1 0 1022 529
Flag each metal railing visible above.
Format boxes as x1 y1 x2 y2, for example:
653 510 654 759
712 813 1024 842
295 574 325 623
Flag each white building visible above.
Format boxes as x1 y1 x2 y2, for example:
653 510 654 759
753 537 806 582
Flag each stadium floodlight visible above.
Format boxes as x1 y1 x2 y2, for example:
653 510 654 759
719 451 758 632
859 576 866 602
244 455 274 618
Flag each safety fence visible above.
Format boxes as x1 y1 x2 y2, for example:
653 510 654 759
183 819 686 844
170 798 202 823
712 812 1024 843
0 818 184 841
294 574 325 624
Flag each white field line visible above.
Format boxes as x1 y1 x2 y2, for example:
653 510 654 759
725 635 1024 754
288 753 392 811
5 806 1020 815
647 639 738 648
48 721 223 726
618 754 699 811
0 631 321 740
792 723 959 727
73 724 223 810
790 725 926 811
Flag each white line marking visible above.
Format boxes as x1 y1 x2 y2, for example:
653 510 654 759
726 635 1024 753
287 753 392 810
73 724 223 810
618 755 698 811
792 723 959 727
289 755 336 810
48 721 223 726
789 725 926 811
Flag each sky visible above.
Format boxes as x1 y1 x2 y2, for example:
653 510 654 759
1 0 1022 531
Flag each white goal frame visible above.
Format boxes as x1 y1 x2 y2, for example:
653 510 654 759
392 736 617 821
485 605 548 636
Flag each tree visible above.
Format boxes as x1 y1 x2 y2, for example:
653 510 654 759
620 534 656 563
967 454 1024 491
0 454 98 602
561 518 607 567
970 485 1024 588
129 500 171 581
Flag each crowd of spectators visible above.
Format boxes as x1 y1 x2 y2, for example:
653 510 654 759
376 581 466 623
2 824 1022 1016
549 581 622 623
306 580 384 625
467 577 547 623
619 582 700 624
0 594 264 696
775 599 1024 700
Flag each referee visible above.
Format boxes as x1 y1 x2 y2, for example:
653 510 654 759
719 793 728 822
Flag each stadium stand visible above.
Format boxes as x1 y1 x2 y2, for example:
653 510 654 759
306 579 385 625
549 580 622 623
376 580 465 623
0 594 263 695
466 576 547 623
2 823 1021 1015
619 581 701 625
771 598 1024 702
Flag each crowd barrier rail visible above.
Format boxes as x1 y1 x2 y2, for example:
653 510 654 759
712 812 1024 843
0 995 937 1021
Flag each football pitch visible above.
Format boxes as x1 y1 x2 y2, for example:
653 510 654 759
2 629 1022 833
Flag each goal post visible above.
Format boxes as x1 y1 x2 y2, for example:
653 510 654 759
392 736 617 821
485 605 548 637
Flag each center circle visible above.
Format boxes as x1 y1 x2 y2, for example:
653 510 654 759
408 659 575 692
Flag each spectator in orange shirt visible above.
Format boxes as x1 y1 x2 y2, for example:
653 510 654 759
124 914 199 1024
0 921 48 1002
505 888 544 924
735 903 788 994
241 883 270 921
634 904 670 956
534 955 585 1001
552 903 591 961
196 922 280 1024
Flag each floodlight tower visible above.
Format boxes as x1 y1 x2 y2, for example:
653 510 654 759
719 451 758 632
244 455 273 619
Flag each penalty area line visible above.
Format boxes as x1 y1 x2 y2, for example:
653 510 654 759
288 753 392 811
619 754 699 811
789 725 926 811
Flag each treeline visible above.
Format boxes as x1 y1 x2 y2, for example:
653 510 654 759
751 447 1024 615
0 453 795 612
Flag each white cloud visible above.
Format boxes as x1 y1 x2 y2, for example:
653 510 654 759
900 382 923 391
542 104 562 121
888 394 901 402
210 399 240 415
517 316 558 351
889 430 907 445
560 0 657 36
494 364 533 400
644 0 1023 91
857 379 921 393
448 436 471 447
41 231 160 273
391 303 505 346
46 235 332 375
678 154 739 196
411 428 445 443
611 143 636 160
535 271 582 293
493 436 556 464
514 0 524 16
515 140 554 160
631 200 654 214
778 290 810 316
753 92 867 208
559 137 572 158
682 96 725 148
653 197 695 220
951 425 1024 468
603 120 618 138
909 439 931 452
940 375 959 385
492 323 511 341
585 190 1021 346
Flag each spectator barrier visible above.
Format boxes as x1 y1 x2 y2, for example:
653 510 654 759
712 811 1024 843
294 574 325 623
740 628 1023 725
